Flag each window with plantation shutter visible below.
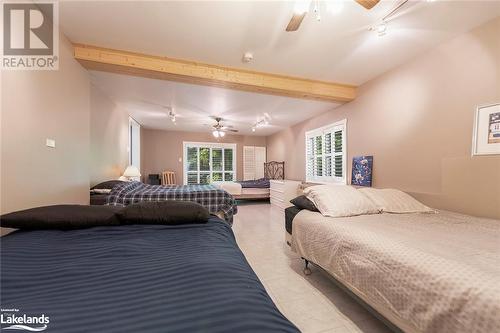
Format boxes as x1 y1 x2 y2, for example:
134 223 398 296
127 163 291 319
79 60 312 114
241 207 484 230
305 119 346 184
243 146 267 180
183 142 236 185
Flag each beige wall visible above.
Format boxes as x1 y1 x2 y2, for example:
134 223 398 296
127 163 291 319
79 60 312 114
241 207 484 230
267 18 500 219
1 33 90 216
90 85 129 186
141 129 266 183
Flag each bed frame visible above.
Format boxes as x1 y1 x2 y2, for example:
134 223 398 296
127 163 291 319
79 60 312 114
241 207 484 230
264 161 285 180
233 161 284 200
301 258 403 333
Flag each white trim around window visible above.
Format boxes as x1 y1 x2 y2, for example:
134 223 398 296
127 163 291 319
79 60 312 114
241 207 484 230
305 119 347 184
183 141 237 185
128 117 141 171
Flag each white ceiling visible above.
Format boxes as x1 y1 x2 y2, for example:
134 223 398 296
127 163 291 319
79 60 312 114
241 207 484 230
90 71 338 136
60 1 500 135
60 1 500 85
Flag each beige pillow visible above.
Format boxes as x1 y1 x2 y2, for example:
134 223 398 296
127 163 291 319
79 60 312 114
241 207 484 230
304 185 380 218
359 188 435 214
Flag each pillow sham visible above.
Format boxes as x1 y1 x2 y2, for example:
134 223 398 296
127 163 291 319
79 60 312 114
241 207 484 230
304 185 379 218
290 195 319 212
117 201 210 225
0 205 122 230
359 188 435 214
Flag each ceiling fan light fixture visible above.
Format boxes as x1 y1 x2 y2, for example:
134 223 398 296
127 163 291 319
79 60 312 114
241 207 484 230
219 131 225 137
252 126 256 132
212 130 220 138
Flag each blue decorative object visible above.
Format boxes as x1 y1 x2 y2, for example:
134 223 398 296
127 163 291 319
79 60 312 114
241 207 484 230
351 156 373 187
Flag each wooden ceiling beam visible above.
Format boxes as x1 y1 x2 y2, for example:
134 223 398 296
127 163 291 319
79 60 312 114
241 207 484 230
73 44 356 103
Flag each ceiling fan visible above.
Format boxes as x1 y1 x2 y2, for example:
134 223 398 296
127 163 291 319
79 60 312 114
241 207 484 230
286 0 380 32
211 117 238 138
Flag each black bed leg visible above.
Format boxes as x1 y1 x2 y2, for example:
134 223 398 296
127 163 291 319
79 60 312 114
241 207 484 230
302 258 312 275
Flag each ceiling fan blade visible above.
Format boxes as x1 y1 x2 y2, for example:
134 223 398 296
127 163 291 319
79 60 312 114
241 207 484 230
225 129 239 133
354 0 380 10
286 12 306 32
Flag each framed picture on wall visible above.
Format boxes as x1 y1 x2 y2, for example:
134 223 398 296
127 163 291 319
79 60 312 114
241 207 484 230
351 156 373 187
472 103 500 156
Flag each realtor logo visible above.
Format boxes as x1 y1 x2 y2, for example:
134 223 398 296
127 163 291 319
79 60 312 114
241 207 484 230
1 1 59 70
1 308 49 331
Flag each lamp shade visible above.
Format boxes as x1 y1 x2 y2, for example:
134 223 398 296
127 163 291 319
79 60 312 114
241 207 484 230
123 165 141 178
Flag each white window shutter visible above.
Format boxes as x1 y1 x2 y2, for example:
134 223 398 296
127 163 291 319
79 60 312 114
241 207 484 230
243 146 255 180
305 119 346 184
254 147 266 179
183 142 236 185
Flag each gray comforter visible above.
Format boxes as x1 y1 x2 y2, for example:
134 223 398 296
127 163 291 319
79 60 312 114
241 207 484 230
291 210 500 333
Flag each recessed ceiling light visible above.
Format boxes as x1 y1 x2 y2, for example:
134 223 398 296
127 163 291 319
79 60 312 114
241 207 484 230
376 22 387 36
242 52 253 63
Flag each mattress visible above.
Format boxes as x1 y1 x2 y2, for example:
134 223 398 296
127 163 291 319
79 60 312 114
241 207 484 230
211 181 242 195
241 188 270 196
1 218 299 333
89 193 109 205
291 210 500 333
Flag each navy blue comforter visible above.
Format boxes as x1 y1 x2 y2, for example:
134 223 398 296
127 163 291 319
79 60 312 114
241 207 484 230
1 218 299 333
237 178 270 189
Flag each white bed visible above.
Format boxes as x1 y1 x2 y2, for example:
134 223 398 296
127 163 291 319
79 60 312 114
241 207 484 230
211 161 284 200
212 181 270 199
212 181 242 196
291 209 500 333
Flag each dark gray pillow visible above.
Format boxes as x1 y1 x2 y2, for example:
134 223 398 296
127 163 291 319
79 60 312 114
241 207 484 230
0 205 122 230
290 195 319 212
91 180 126 190
117 201 210 225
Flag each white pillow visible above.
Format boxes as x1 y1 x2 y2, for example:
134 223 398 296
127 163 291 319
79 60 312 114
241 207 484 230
304 185 380 218
359 188 435 214
90 188 112 194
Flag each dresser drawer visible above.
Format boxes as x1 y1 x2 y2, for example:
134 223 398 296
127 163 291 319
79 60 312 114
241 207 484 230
269 180 300 209
270 188 285 198
270 180 285 192
270 197 290 209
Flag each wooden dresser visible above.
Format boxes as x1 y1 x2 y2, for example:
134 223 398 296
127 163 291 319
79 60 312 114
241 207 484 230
270 180 301 209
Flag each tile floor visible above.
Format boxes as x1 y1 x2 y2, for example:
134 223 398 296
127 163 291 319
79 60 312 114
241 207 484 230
232 202 392 333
